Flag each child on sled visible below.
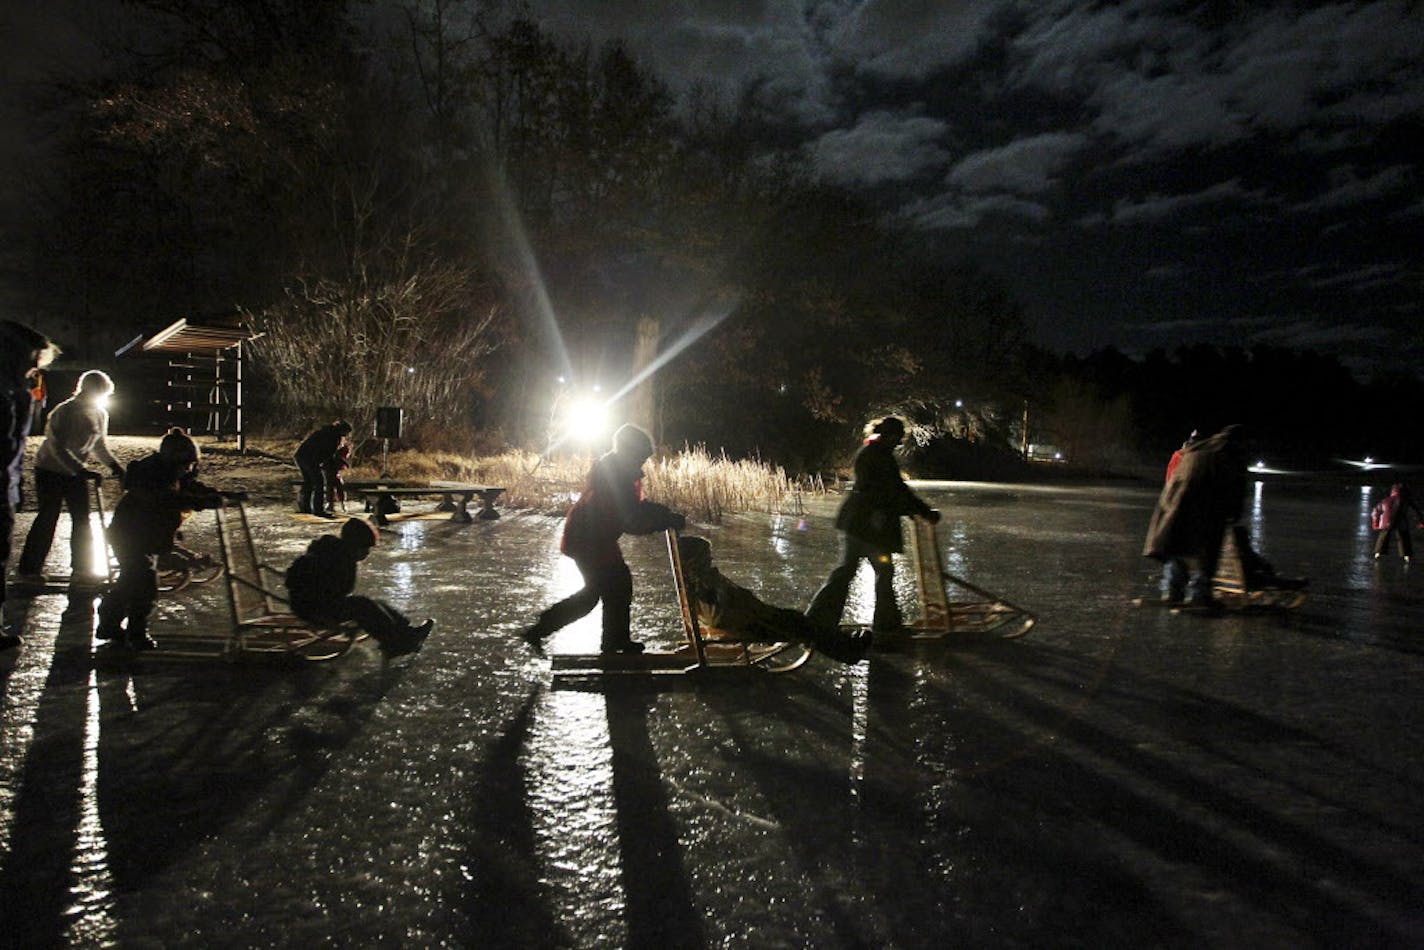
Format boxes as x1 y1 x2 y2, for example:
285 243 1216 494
284 517 434 657
98 428 225 650
676 535 870 664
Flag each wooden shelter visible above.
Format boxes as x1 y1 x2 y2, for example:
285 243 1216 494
116 318 262 452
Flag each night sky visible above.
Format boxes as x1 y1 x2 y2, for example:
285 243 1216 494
3 1 1422 376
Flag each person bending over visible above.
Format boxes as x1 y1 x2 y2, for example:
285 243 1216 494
294 419 353 517
677 535 870 664
523 424 685 655
98 428 224 651
285 517 433 657
18 369 125 580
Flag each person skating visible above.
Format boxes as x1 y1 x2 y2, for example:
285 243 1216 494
1372 483 1423 564
284 517 434 657
1142 424 1248 611
294 420 353 517
806 416 940 633
677 535 870 663
1 320 59 650
523 424 685 655
17 369 124 581
97 428 225 651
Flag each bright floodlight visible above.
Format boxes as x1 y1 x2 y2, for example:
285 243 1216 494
1364 456 1375 465
563 396 609 444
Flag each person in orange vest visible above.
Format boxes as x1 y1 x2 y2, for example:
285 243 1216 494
1 321 59 650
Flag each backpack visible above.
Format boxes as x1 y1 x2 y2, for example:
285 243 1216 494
1371 500 1389 531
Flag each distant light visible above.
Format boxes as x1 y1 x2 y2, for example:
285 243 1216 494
406 366 415 374
562 396 608 444
556 375 567 384
955 399 964 408
1364 456 1374 465
1256 460 1265 468
1054 452 1062 460
591 384 602 393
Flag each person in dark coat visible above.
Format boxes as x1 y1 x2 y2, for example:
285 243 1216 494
1372 482 1423 563
1142 424 1248 609
1 320 59 650
1156 430 1200 602
294 420 353 517
677 535 870 663
284 517 434 657
522 423 685 655
807 416 940 632
97 428 225 650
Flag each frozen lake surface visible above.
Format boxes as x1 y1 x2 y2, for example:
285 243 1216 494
2 478 1422 946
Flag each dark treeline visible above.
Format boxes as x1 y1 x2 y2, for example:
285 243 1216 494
1026 344 1424 472
3 1 1414 473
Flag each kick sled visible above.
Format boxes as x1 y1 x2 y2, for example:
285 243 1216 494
126 498 364 661
864 517 1037 645
1135 526 1308 613
548 529 815 679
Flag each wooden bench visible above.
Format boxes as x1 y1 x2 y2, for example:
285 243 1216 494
289 479 417 513
355 484 506 525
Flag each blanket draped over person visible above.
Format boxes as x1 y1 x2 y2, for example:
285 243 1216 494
1143 425 1247 564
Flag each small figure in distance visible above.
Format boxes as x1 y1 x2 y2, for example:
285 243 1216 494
677 535 870 663
1372 482 1423 564
1142 424 1249 612
17 369 125 582
294 419 354 518
1 320 60 651
284 517 434 657
806 416 940 633
97 428 225 651
522 423 685 655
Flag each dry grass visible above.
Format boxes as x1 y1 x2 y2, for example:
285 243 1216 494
92 435 824 521
349 444 820 521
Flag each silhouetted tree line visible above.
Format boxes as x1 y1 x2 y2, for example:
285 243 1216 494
6 2 1411 472
1025 344 1424 470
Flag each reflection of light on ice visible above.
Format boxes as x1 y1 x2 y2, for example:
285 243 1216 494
64 669 116 945
0 599 63 863
848 662 869 806
523 690 626 943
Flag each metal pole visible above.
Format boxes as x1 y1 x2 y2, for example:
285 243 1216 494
236 340 245 454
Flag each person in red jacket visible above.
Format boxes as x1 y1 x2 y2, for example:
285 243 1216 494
1373 483 1423 563
522 424 685 654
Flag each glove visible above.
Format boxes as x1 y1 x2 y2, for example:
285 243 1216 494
85 470 104 483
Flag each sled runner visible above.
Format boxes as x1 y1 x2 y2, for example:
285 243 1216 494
874 517 1036 642
548 529 814 678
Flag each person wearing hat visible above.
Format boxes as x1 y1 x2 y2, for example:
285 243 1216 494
294 419 354 517
1 320 60 650
98 428 225 650
1142 424 1249 610
807 416 940 633
677 535 870 663
284 516 434 657
18 368 125 581
523 423 685 655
